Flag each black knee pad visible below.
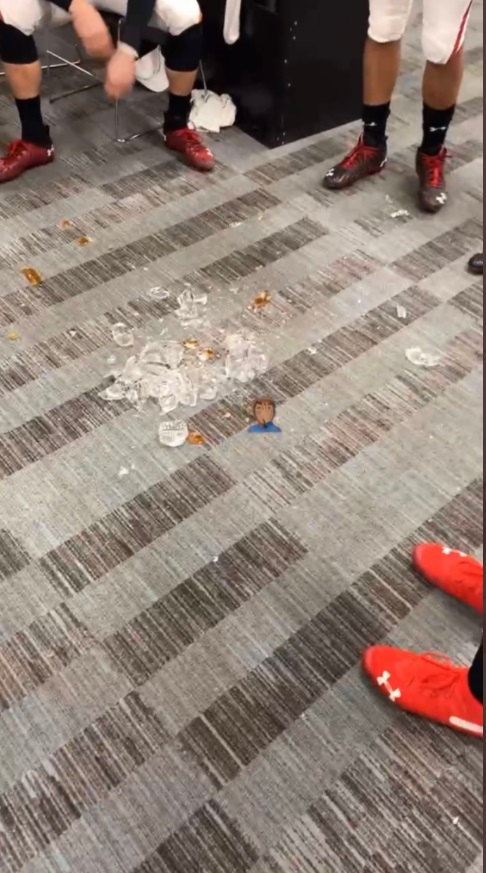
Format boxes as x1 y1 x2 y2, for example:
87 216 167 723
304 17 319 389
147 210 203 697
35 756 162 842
0 22 38 64
165 22 202 72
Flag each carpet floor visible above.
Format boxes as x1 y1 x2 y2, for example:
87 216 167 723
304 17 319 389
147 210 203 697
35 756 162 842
0 5 483 873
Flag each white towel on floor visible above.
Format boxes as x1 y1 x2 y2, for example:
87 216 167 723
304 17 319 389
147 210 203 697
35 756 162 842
189 90 237 132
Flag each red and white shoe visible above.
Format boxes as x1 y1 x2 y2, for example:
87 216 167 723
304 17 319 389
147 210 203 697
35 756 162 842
363 646 483 738
413 543 483 613
164 128 215 172
0 139 55 183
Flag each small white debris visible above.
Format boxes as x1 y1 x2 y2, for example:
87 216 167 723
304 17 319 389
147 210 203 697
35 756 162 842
396 304 407 319
406 347 441 368
452 817 459 826
390 209 410 219
100 382 126 401
147 286 170 300
107 355 117 365
111 323 134 348
230 221 242 229
68 329 78 338
118 467 130 477
176 289 207 324
158 419 189 448
212 556 219 563
307 346 317 355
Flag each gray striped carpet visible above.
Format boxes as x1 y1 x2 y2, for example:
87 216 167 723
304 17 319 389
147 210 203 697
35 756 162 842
0 5 483 873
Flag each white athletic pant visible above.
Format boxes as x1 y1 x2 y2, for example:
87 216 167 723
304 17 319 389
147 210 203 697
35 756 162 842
368 0 474 64
0 0 201 37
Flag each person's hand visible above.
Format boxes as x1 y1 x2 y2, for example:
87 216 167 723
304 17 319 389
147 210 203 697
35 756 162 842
105 48 137 99
69 0 114 60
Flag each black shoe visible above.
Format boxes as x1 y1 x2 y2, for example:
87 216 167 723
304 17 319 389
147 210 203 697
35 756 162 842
416 147 448 213
323 135 387 190
467 253 483 276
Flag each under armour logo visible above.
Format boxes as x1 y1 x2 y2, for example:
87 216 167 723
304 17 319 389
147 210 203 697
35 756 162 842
377 671 401 702
429 126 447 132
435 193 447 205
326 168 334 177
443 547 466 556
47 147 55 157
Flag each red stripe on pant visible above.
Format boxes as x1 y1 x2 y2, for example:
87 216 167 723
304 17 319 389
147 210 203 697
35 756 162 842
452 0 473 56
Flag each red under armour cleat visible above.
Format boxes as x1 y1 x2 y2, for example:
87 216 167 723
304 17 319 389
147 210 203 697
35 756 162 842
363 646 483 737
164 128 215 172
413 543 483 613
322 135 387 190
0 139 55 183
415 147 448 213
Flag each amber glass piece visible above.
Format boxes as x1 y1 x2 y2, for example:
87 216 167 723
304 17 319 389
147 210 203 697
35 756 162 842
251 290 271 310
21 267 43 286
187 431 206 445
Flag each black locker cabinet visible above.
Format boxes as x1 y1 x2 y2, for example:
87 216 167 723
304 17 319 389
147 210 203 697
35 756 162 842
200 0 368 146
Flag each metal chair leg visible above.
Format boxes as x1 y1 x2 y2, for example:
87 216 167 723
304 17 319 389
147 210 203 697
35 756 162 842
199 61 208 98
0 60 75 78
113 18 164 144
44 30 102 103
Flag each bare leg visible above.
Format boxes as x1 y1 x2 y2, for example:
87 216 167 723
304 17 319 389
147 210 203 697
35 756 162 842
363 37 402 105
2 59 42 99
422 46 465 108
416 47 465 211
323 35 402 188
0 26 53 181
1 57 49 146
165 67 197 97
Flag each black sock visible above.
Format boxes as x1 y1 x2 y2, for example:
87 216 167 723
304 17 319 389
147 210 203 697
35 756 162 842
420 103 455 155
164 93 191 132
15 97 51 147
362 102 390 147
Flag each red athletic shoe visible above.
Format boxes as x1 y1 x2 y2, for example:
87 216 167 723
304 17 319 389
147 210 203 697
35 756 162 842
0 139 55 183
322 135 387 190
416 147 448 213
164 128 215 172
363 646 483 737
413 543 483 613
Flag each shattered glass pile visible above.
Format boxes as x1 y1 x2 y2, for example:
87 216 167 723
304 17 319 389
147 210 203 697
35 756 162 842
100 287 268 443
